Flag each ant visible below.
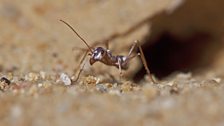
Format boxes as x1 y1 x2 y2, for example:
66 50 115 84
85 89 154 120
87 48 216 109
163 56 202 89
60 20 156 84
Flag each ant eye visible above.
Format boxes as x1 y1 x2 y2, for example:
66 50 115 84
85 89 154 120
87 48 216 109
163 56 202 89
101 51 104 55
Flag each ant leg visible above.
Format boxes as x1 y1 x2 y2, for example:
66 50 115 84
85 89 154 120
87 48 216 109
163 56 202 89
127 53 138 61
72 50 89 82
121 42 138 65
118 59 123 80
127 42 138 57
135 40 156 84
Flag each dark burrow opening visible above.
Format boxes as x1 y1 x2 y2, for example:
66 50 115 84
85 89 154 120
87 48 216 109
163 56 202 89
133 31 214 82
133 0 224 82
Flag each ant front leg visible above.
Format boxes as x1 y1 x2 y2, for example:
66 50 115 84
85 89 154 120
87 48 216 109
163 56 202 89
123 41 139 64
72 50 89 82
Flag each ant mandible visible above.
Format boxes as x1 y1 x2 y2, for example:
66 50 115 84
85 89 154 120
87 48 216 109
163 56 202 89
60 20 156 84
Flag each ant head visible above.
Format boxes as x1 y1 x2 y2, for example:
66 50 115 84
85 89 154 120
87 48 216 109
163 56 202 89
89 47 106 65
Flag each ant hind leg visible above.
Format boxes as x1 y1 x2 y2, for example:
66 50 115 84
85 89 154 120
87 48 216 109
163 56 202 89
118 59 123 81
135 40 156 84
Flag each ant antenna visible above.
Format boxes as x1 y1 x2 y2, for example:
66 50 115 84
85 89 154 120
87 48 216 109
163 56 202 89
60 19 93 53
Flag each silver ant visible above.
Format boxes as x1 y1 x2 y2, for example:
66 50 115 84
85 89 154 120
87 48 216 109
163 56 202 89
60 20 156 83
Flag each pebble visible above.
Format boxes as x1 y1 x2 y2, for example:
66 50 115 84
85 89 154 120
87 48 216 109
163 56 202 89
0 77 11 85
60 73 72 86
84 76 100 85
212 78 221 83
38 83 43 87
96 84 108 93
121 82 133 93
25 73 39 82
108 89 121 96
176 72 192 80
0 77 11 91
40 71 47 80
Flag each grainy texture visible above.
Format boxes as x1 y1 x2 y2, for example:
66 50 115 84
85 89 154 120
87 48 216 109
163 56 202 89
0 0 224 126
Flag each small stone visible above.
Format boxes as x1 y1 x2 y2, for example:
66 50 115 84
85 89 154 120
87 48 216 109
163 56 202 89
167 81 175 86
121 82 133 93
108 89 121 95
25 73 39 82
0 77 11 91
96 84 108 93
60 73 72 86
176 72 192 80
85 76 100 85
82 76 100 89
105 83 113 88
38 83 43 87
39 71 47 80
11 76 19 83
42 81 52 88
212 78 221 83
7 73 13 81
0 77 11 85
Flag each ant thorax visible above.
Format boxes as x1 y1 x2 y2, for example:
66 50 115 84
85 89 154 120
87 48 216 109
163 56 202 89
89 47 128 69
116 56 129 70
90 47 107 61
90 47 115 65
